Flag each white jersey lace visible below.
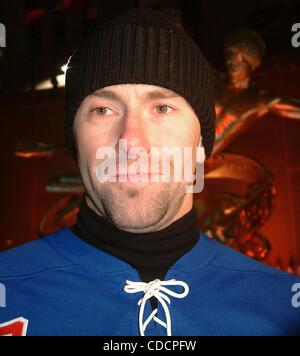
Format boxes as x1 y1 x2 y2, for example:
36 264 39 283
124 278 189 336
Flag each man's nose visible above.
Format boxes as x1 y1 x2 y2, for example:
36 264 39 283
117 112 150 152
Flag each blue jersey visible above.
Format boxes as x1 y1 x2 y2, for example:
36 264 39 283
0 227 299 336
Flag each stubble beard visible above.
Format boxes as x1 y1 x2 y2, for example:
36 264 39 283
90 181 186 232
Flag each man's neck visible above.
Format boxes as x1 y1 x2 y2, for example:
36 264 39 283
71 197 200 283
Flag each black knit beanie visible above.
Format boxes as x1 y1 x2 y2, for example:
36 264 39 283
65 7 216 158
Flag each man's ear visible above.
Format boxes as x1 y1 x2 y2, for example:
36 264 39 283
196 135 206 163
185 135 206 194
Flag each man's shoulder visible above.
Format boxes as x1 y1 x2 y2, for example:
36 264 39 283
0 229 75 279
205 236 300 334
206 235 299 281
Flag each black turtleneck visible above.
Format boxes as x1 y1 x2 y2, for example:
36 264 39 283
71 197 200 283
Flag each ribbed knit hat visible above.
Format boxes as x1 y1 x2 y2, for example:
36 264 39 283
65 7 216 158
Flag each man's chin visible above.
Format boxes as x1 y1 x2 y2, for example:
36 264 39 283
106 208 167 232
92 181 184 232
100 193 169 232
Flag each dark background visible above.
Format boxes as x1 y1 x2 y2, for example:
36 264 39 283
0 0 300 270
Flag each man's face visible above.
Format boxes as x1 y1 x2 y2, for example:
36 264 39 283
73 84 200 232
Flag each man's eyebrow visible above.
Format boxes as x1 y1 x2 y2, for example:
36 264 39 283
143 90 181 100
92 90 122 101
91 89 181 101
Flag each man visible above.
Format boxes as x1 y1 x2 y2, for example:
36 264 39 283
0 8 299 336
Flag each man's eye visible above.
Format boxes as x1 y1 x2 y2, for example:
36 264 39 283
155 105 174 115
92 107 114 116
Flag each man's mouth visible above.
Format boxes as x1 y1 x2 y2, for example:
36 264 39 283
114 173 162 182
